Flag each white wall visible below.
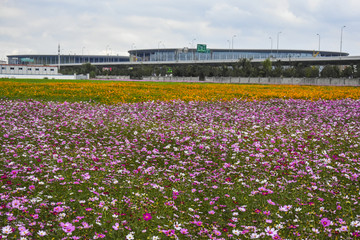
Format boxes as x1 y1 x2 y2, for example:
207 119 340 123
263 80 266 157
0 73 88 80
0 64 58 75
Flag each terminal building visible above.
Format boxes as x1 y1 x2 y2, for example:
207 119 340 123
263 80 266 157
7 54 129 65
7 46 348 65
128 47 348 62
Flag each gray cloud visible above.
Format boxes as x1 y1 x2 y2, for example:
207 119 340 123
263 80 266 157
0 0 359 61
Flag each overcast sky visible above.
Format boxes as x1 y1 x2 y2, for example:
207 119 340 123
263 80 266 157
1 0 360 61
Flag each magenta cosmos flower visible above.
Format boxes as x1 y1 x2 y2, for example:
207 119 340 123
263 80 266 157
143 213 152 221
320 218 332 227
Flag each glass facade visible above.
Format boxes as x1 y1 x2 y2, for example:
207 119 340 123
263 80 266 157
8 49 348 65
129 49 347 62
7 55 129 65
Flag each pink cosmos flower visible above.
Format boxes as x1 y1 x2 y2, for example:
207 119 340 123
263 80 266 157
143 213 152 221
193 220 202 226
339 226 348 232
11 199 21 209
213 230 221 236
53 206 64 213
320 218 332 227
82 222 91 229
180 228 189 234
112 223 120 230
265 227 278 237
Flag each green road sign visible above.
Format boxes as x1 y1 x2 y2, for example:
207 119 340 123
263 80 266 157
197 44 207 53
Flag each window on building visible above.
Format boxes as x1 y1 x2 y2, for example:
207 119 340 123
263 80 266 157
50 69 55 71
35 68 39 71
10 67 14 70
28 68 32 71
19 67 23 70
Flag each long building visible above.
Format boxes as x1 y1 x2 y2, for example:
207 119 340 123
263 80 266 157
7 47 349 66
7 54 129 65
128 47 348 62
0 64 58 75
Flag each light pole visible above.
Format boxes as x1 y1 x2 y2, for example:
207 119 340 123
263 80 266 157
277 32 282 56
82 47 85 63
316 34 320 52
131 43 136 62
190 38 196 48
190 38 196 61
340 26 346 58
158 41 162 61
58 44 61 71
232 35 236 59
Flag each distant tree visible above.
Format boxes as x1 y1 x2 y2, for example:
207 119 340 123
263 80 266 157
238 59 254 77
80 63 96 75
220 65 230 77
261 58 272 77
271 60 283 77
321 65 340 78
355 64 360 78
282 66 296 78
304 66 320 78
341 66 354 78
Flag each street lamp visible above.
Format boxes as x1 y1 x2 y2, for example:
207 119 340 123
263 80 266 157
188 38 196 48
131 43 136 62
158 41 162 61
340 26 346 58
316 34 320 52
232 35 236 50
232 35 236 59
82 47 85 63
277 32 282 56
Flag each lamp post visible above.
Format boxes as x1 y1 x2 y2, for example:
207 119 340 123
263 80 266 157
158 41 162 61
191 38 196 48
82 47 85 63
131 43 136 62
232 35 236 59
316 34 320 52
190 38 196 61
277 32 282 56
58 44 61 71
340 26 346 58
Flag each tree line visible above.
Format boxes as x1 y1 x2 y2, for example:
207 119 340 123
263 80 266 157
60 59 360 79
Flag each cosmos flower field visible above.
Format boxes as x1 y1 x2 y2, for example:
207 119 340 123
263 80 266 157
0 81 360 239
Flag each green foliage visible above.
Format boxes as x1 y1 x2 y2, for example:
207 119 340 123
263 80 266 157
304 66 320 78
342 66 354 78
59 61 358 79
261 58 272 77
321 65 340 78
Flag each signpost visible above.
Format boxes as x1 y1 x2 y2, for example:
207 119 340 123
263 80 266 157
196 44 206 53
